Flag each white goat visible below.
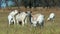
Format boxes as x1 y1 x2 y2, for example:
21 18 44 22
37 14 44 27
8 10 18 25
31 14 44 27
16 11 31 26
47 13 55 22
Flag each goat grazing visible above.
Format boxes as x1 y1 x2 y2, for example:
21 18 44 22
47 13 55 22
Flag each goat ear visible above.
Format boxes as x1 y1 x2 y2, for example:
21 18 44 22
30 11 32 13
18 11 20 13
25 12 27 13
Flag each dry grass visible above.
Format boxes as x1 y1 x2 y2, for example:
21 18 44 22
0 7 60 34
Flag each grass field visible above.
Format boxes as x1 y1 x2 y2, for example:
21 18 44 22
0 7 60 34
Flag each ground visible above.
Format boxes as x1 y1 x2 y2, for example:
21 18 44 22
0 7 60 34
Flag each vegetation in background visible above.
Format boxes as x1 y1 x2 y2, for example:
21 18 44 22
0 0 60 8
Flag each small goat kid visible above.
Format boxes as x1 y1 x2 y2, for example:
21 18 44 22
31 14 45 27
47 13 55 22
16 11 31 26
8 10 18 25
